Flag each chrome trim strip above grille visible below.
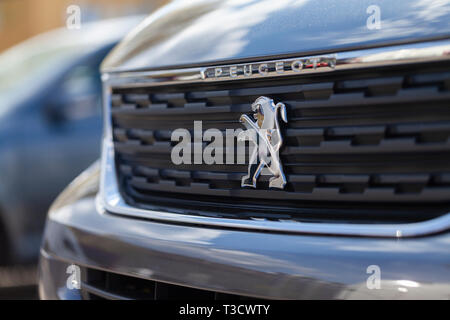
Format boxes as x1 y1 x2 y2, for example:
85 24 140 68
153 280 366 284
102 39 450 88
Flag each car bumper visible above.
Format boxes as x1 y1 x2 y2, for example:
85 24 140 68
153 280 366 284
38 168 450 299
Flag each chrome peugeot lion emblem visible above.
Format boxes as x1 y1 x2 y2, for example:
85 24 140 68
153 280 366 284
238 96 287 189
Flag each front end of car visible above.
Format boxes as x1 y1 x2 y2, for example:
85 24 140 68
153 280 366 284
39 0 450 299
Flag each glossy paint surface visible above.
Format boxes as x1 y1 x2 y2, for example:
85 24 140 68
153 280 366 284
39 167 450 299
102 0 450 72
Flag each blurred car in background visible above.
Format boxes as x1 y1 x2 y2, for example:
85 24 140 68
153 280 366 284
0 15 144 265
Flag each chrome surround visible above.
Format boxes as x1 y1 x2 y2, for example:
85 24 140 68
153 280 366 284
99 39 450 238
102 39 450 87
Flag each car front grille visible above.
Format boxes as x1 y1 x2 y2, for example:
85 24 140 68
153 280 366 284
81 267 255 300
109 61 450 223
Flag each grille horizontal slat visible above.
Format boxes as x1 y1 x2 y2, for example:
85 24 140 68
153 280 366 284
112 124 450 152
111 84 450 114
111 64 450 222
284 139 450 154
113 135 450 156
127 177 450 203
119 164 449 186
113 122 450 144
118 151 450 174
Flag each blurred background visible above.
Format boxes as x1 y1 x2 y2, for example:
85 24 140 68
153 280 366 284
0 0 168 51
0 0 167 299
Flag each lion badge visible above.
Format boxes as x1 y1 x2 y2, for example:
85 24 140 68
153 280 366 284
238 96 288 189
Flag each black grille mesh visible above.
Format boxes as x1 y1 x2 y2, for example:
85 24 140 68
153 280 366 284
81 267 254 300
110 63 450 223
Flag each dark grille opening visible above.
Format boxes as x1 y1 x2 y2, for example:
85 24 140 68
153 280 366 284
81 267 255 300
110 62 450 224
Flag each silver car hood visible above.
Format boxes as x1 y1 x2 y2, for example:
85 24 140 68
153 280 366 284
102 0 450 72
